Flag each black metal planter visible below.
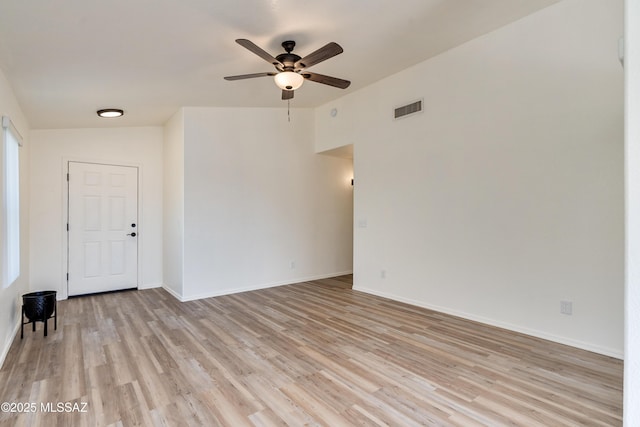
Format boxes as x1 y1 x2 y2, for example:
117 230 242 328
21 291 57 338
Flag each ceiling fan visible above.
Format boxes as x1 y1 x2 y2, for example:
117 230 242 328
224 39 351 100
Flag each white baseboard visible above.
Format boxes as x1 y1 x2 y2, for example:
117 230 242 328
353 285 623 360
166 270 354 303
161 284 183 301
0 320 21 370
138 282 163 290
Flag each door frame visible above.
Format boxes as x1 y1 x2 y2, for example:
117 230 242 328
61 157 144 300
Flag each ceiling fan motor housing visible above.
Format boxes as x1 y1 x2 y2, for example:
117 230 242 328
276 41 302 71
276 56 301 71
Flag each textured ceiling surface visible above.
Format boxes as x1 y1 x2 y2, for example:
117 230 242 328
0 0 559 129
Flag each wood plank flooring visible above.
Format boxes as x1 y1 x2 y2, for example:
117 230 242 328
0 275 623 426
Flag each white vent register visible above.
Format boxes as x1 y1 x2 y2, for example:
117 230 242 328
394 99 423 120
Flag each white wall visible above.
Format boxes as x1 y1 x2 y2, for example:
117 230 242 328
316 0 624 356
0 69 30 367
29 127 163 299
625 0 640 423
163 109 185 298
179 107 352 300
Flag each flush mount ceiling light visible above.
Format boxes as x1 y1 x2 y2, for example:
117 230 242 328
97 108 124 118
274 71 304 91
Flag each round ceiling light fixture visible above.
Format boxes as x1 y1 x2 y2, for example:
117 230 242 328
97 108 124 118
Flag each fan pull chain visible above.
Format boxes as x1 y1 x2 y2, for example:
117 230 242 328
288 100 291 122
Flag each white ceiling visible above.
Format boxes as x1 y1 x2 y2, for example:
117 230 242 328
0 0 560 129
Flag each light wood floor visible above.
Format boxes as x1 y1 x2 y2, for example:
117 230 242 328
0 275 623 426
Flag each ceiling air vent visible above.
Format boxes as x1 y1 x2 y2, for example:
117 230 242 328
394 98 423 120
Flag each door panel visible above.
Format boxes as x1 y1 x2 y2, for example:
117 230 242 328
68 162 138 296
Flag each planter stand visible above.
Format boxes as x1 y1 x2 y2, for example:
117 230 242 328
21 291 57 338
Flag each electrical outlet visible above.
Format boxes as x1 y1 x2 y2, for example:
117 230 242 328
380 269 386 279
290 260 296 270
560 301 573 315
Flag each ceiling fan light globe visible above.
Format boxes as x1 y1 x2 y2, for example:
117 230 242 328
274 71 304 91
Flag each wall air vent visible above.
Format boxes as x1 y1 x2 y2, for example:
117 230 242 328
394 98 423 120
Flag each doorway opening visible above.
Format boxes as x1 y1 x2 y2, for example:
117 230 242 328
317 144 354 288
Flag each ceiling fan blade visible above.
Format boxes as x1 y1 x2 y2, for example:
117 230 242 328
224 72 276 81
294 42 343 70
282 89 294 100
302 72 351 89
236 39 283 68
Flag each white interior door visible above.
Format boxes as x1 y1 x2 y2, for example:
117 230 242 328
68 162 139 296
